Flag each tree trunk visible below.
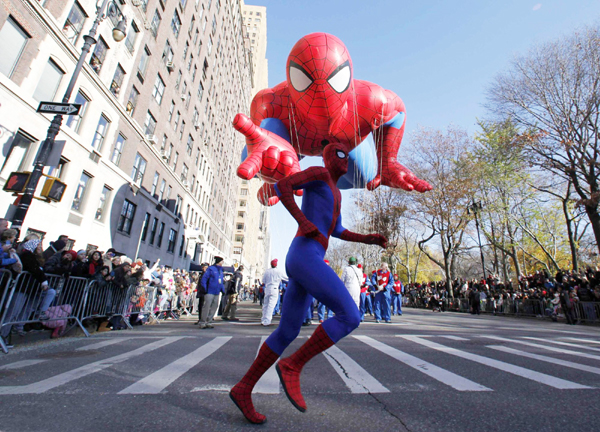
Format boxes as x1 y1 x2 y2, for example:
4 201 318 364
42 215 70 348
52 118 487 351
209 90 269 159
585 204 600 260
563 197 578 271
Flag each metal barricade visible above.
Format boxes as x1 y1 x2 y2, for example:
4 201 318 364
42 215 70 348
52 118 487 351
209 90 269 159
0 269 14 354
575 302 600 323
0 272 90 353
123 284 160 327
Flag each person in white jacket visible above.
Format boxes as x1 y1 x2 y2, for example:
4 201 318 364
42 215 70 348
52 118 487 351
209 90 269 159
261 259 288 326
341 257 362 309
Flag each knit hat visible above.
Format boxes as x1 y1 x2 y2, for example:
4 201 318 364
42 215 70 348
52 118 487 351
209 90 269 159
213 256 224 264
52 240 66 251
22 239 41 253
271 259 278 267
64 250 77 260
357 264 362 269
348 257 357 265
77 249 86 257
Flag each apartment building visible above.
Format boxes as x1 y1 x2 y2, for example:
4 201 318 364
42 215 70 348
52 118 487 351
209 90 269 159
0 0 255 268
231 2 269 285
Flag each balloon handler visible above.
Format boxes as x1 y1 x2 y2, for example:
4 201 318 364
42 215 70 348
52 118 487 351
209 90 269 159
229 139 388 424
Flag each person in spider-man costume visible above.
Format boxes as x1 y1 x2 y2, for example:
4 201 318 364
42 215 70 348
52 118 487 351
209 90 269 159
229 142 387 424
233 32 431 206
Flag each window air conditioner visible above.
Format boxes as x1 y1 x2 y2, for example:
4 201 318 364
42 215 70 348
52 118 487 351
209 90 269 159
146 135 157 145
166 61 175 72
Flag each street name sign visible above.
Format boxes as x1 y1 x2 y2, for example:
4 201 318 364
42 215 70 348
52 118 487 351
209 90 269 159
37 102 81 115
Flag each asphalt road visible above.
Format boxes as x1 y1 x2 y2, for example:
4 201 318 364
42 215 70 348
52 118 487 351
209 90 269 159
1 303 599 432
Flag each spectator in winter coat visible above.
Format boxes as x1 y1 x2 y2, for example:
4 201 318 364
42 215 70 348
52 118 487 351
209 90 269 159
0 228 18 269
1 239 56 340
70 250 90 277
43 250 76 275
87 251 104 276
42 237 67 262
198 256 224 328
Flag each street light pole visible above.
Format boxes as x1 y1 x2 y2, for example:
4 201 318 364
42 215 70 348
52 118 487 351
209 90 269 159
468 201 486 280
11 0 126 235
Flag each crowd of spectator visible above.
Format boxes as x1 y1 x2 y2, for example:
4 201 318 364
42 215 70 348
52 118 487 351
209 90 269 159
404 268 600 324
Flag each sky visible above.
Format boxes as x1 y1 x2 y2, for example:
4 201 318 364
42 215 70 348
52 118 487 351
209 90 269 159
243 0 600 269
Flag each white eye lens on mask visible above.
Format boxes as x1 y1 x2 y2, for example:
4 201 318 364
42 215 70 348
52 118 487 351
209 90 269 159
327 62 351 93
336 150 346 159
289 62 313 92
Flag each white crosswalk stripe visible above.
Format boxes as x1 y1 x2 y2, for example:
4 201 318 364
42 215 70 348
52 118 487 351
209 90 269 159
481 335 600 362
0 337 184 395
523 337 600 352
76 338 132 351
355 335 491 391
402 336 591 390
487 345 600 376
0 360 47 371
119 337 231 394
563 337 600 345
323 345 389 394
253 336 280 394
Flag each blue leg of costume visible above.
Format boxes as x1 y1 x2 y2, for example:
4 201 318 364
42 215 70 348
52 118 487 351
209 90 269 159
317 302 326 321
359 292 366 321
382 293 392 321
266 238 360 355
273 292 281 316
365 294 373 314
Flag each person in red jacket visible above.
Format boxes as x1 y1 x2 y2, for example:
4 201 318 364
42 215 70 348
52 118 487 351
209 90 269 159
391 273 403 316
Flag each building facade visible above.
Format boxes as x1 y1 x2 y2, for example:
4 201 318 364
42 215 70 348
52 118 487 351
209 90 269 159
0 0 259 268
231 1 269 285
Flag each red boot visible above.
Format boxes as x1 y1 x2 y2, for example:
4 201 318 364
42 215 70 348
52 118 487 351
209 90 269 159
276 325 334 412
230 342 279 424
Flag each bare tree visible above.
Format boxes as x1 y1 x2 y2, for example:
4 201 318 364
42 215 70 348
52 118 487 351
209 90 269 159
488 23 600 254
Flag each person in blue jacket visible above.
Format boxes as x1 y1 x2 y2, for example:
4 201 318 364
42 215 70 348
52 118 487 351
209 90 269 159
372 263 394 323
199 256 225 329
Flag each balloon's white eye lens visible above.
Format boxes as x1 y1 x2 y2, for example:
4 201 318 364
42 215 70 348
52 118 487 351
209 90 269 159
327 63 351 93
289 62 313 92
336 150 346 159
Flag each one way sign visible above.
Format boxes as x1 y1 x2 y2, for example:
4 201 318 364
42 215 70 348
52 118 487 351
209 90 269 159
37 102 82 115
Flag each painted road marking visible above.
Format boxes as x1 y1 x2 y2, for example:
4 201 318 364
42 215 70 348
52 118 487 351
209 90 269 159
354 336 490 391
76 338 133 351
487 345 600 376
523 337 600 353
119 337 231 394
402 336 591 390
253 336 280 394
0 337 184 395
324 345 389 394
482 335 600 362
0 360 47 371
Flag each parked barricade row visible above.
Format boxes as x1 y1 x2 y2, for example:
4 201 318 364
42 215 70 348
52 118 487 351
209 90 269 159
123 284 159 327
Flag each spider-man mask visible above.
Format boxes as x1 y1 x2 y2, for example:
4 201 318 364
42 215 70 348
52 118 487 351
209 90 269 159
287 33 353 130
323 143 349 180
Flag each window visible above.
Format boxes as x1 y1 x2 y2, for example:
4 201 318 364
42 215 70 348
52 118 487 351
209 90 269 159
239 200 246 207
181 163 188 181
235 235 243 242
211 16 217 36
207 35 213 55
71 172 91 212
182 41 189 61
110 133 126 165
171 10 182 38
151 172 159 196
0 17 29 78
110 64 125 96
240 188 248 196
186 135 193 155
117 199 136 234
173 111 180 131
90 37 108 73
236 223 244 230
162 39 174 64
172 152 179 170
179 234 185 256
149 217 158 244
152 74 166 104
141 213 151 242
192 64 197 82
144 111 157 135
187 53 193 71
33 59 64 102
167 229 177 252
95 186 111 221
157 222 165 247
137 46 151 77
66 90 89 132
124 21 139 53
159 179 166 200
168 100 175 122
91 115 110 151
150 10 161 38
197 80 204 99
126 86 139 116
179 121 185 140
131 153 147 184
62 2 86 44
237 211 245 218
175 195 182 214
195 148 200 165
175 70 182 89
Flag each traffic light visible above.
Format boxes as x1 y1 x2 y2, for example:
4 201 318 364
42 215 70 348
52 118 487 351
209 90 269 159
3 172 30 192
40 177 67 202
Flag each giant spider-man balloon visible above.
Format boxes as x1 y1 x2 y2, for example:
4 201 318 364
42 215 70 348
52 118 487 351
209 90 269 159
233 32 431 205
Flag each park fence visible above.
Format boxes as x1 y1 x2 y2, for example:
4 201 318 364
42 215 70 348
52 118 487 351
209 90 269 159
0 271 188 354
406 295 600 324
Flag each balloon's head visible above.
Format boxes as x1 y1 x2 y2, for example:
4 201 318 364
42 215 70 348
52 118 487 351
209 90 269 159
323 143 349 180
287 33 353 128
